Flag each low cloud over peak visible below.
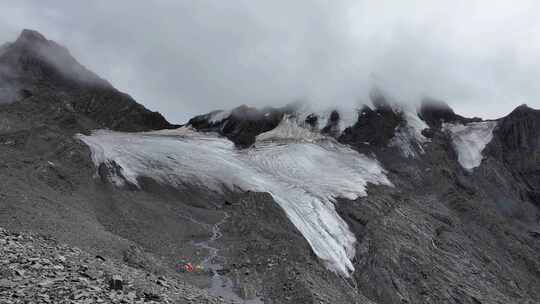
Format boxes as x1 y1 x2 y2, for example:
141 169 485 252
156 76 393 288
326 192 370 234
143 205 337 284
0 1 538 123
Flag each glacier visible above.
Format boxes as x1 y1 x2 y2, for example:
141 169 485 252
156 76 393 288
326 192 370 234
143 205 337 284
443 121 498 170
77 122 392 277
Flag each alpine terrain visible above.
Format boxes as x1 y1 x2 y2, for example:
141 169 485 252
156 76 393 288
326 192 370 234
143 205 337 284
0 29 539 304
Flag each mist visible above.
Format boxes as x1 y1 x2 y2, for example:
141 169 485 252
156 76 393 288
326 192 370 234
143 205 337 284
0 1 539 123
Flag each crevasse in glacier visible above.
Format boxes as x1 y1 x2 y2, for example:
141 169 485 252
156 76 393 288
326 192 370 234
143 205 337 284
77 120 392 277
443 121 498 170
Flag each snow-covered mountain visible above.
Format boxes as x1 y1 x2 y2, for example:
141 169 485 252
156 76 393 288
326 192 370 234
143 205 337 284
1 30 540 304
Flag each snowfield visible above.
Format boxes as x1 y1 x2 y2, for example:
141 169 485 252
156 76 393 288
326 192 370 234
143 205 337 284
78 122 392 277
443 121 498 170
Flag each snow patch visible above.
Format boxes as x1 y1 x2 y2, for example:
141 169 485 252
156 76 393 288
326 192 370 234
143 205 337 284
297 107 359 134
443 121 498 170
337 109 358 132
77 127 392 277
389 107 429 158
256 115 325 143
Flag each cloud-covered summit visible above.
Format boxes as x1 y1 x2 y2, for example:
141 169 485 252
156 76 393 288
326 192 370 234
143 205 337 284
0 1 538 123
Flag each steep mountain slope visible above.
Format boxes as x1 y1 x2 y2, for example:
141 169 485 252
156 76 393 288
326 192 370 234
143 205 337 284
1 29 539 304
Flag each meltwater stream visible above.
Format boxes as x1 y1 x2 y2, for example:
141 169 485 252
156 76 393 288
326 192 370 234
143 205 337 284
77 123 392 277
192 212 262 303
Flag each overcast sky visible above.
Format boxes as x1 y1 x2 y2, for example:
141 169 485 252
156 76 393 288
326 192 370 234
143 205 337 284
1 0 539 123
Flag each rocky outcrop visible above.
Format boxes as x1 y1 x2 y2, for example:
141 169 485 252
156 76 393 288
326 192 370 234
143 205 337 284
339 105 402 149
495 104 540 152
188 104 289 147
320 110 341 137
491 104 540 206
339 90 403 149
419 98 480 129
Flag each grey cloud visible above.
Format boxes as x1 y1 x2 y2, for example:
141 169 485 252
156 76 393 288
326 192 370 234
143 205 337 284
0 0 539 123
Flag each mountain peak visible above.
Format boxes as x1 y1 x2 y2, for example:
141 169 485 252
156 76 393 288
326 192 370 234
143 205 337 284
511 103 534 114
15 29 49 46
0 28 175 132
0 28 112 90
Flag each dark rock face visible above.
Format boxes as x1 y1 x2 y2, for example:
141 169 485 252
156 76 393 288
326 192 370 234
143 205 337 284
9 29 111 88
304 113 318 128
220 105 286 147
491 104 540 206
0 29 175 132
419 98 481 128
496 104 540 152
339 92 404 149
320 110 341 137
189 104 288 147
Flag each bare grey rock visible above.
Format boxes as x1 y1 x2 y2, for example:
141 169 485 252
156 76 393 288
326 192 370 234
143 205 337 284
109 275 123 291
